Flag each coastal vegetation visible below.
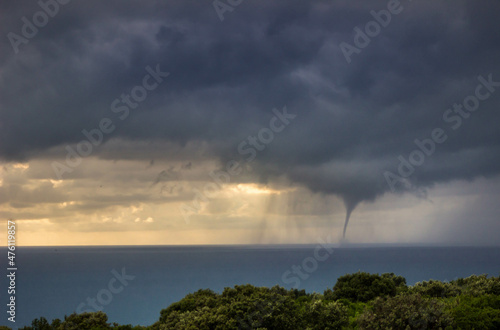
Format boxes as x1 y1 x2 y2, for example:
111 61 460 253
6 272 500 329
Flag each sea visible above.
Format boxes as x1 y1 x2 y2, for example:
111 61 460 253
1 245 500 328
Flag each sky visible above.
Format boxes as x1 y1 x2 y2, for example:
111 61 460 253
1 0 500 246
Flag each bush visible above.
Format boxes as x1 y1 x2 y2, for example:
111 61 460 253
357 293 454 329
410 279 461 298
302 299 348 330
21 273 500 329
58 311 111 330
324 272 407 302
448 294 500 329
452 274 500 296
158 289 218 323
31 317 51 330
411 274 500 298
155 285 301 330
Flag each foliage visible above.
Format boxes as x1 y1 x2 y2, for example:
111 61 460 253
357 293 454 329
324 271 407 302
154 285 305 329
451 274 500 296
448 294 500 329
339 299 368 328
302 299 348 330
17 273 500 330
58 311 111 330
410 274 500 298
18 312 113 330
31 317 52 330
409 279 461 298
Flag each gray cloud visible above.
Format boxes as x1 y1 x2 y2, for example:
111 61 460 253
1 0 500 237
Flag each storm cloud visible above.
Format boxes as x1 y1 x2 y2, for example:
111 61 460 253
1 0 500 242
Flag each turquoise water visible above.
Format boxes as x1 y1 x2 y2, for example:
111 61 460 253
2 245 500 327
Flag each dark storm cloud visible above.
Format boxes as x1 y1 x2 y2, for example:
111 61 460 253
2 0 500 230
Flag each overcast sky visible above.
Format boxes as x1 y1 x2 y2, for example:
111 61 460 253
1 0 500 246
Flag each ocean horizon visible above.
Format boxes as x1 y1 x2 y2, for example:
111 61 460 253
2 244 500 328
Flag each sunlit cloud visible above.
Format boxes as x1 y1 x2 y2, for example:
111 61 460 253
1 0 499 246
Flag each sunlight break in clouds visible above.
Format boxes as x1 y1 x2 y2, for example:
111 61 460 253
1 0 500 246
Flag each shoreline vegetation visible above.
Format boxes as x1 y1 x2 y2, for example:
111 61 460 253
3 272 499 330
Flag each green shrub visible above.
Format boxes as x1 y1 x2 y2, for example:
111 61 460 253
22 273 500 330
357 293 454 329
410 279 461 298
324 272 407 302
448 294 500 329
302 299 348 330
